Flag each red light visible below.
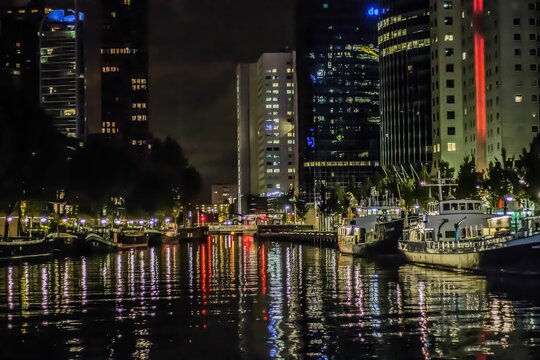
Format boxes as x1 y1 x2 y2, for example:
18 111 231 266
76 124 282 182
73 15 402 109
201 309 206 315
263 316 268 321
474 0 487 169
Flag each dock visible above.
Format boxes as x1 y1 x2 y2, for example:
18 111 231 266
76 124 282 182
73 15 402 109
256 225 337 248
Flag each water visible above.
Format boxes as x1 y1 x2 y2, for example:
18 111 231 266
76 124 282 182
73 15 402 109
0 236 539 359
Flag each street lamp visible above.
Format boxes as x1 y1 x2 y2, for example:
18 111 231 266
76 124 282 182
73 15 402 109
284 205 290 224
504 195 513 215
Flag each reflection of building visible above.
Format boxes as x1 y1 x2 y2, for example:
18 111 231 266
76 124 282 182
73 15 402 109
296 0 381 201
39 9 85 139
211 184 238 205
236 52 298 212
101 0 150 148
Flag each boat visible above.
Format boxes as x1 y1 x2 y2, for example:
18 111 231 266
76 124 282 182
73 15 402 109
84 232 117 252
0 235 55 261
160 229 181 243
398 199 540 274
114 228 148 250
337 206 406 256
50 232 87 254
146 228 164 246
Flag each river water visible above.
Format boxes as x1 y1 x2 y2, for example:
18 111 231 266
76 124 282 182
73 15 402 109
0 235 539 359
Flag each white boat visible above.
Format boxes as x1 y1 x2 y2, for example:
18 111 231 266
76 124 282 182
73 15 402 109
399 199 540 274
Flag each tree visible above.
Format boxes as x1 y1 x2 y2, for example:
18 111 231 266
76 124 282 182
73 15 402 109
482 151 520 207
455 156 483 199
520 133 540 201
0 79 69 238
294 193 309 223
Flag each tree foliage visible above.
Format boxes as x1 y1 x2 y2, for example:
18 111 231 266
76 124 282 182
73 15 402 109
520 133 540 200
455 156 482 199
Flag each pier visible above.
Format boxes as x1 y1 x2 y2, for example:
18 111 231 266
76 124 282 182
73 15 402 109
256 225 337 248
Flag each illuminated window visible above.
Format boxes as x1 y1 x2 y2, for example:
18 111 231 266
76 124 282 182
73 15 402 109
515 95 523 102
447 143 456 152
444 34 454 42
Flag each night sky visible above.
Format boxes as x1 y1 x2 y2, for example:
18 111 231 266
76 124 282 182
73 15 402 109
10 0 296 201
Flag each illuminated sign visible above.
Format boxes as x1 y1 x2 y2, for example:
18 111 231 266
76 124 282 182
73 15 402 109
367 7 380 16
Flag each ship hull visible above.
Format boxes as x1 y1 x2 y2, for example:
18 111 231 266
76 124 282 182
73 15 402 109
0 238 55 261
401 233 540 274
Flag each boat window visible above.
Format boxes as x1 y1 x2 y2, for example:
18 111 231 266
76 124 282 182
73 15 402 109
451 203 458 211
467 203 474 210
443 203 450 211
474 203 481 211
459 203 466 211
445 230 456 239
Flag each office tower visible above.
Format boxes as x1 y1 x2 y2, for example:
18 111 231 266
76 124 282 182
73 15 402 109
101 0 150 148
0 1 46 106
237 52 298 212
460 0 540 168
379 0 432 170
39 9 85 139
0 2 86 139
296 0 381 201
381 0 540 172
211 184 238 205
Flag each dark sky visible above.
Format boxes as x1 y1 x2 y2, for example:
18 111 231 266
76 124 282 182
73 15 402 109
12 0 296 201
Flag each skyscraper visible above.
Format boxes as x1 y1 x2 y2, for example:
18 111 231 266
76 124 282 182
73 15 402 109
296 0 381 201
0 2 86 139
237 52 298 213
101 0 150 148
459 0 540 169
379 0 432 170
39 9 85 139
381 0 540 173
0 1 46 106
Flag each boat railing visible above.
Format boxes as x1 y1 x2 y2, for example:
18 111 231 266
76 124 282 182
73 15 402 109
426 236 509 253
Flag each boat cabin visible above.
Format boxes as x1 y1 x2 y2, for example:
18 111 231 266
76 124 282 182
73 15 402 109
427 200 487 215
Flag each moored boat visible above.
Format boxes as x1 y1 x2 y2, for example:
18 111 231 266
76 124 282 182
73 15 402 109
337 206 405 256
0 236 55 261
114 229 148 250
399 199 540 274
50 232 86 254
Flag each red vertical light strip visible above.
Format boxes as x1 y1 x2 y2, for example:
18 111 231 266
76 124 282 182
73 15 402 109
474 0 487 169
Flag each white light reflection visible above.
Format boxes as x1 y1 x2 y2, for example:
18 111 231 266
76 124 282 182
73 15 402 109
81 257 88 306
41 265 49 315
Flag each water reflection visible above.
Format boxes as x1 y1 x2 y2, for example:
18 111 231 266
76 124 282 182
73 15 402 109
0 238 539 359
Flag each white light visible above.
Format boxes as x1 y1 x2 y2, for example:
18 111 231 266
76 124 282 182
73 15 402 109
7 216 13 223
80 218 86 225
41 217 47 223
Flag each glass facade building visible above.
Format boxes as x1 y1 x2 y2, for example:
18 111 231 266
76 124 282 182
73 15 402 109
379 0 432 170
101 0 150 148
296 0 381 201
39 9 85 139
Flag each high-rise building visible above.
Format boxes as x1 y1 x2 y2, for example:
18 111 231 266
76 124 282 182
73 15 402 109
39 9 85 139
236 52 298 213
0 1 46 106
296 0 381 201
211 184 238 205
381 0 540 173
101 0 150 148
460 0 540 169
379 0 432 170
0 2 86 139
